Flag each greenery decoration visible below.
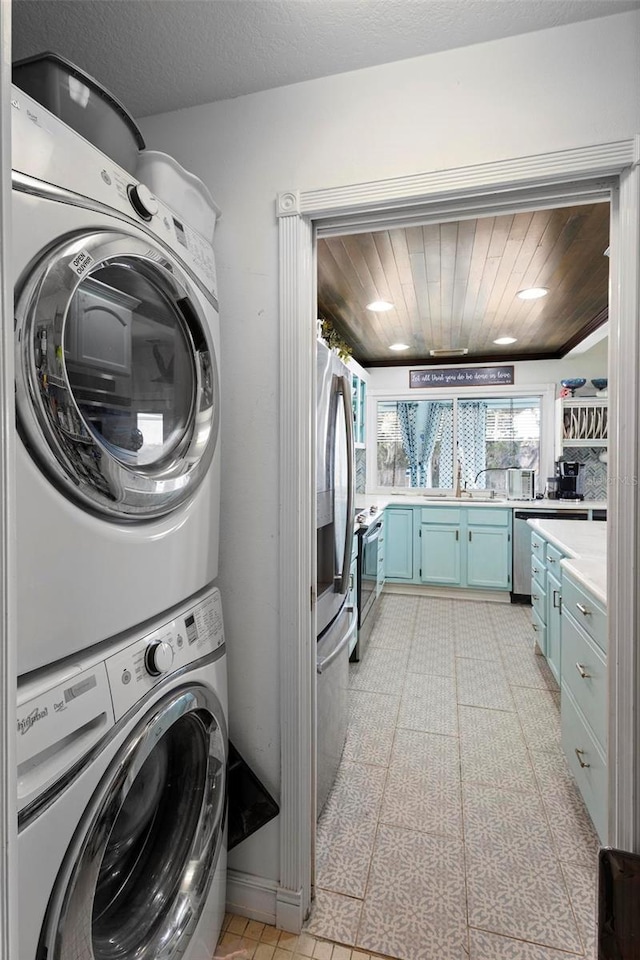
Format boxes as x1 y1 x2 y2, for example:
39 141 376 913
320 318 352 362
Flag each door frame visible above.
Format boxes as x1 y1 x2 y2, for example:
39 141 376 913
276 137 640 931
0 0 17 955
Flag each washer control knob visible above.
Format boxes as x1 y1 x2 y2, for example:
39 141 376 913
145 640 174 677
128 183 159 220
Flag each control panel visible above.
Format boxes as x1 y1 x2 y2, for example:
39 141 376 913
105 588 225 720
11 87 218 299
17 662 114 811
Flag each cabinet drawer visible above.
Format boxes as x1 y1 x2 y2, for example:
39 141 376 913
420 508 461 524
467 508 510 527
530 532 546 565
562 685 608 843
562 574 607 653
562 611 607 752
544 542 564 570
531 558 545 589
531 606 546 656
530 578 546 623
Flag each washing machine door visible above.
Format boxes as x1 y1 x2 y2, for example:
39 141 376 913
39 685 227 960
15 229 220 519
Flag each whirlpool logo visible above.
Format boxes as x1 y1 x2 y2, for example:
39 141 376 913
17 706 48 735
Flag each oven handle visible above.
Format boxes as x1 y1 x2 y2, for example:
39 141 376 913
317 614 358 675
363 522 382 545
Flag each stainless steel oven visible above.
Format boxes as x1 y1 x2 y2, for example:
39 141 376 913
353 515 382 661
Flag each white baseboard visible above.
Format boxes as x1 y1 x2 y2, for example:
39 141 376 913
276 886 306 933
225 871 306 934
226 870 278 925
384 582 511 603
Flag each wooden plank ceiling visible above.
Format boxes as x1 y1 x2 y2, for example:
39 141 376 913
317 202 609 366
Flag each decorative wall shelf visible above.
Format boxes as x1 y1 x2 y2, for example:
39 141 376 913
557 397 608 452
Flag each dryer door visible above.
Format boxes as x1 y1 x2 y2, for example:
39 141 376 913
39 685 227 960
15 230 220 519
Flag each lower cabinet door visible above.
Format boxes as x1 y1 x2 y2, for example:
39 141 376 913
420 524 461 584
562 684 608 843
466 526 510 589
531 606 547 657
384 508 414 580
546 569 562 684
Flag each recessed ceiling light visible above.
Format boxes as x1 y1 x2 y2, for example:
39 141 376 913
517 287 549 300
494 336 518 345
366 300 394 312
389 343 409 351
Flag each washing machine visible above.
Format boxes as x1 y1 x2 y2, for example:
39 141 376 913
17 584 228 960
12 85 222 676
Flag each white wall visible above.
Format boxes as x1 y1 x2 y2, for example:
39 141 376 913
368 338 609 392
139 11 639 884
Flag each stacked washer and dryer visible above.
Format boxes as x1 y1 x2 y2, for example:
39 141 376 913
12 56 228 960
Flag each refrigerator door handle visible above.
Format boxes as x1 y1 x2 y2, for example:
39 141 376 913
317 615 357 674
334 373 355 595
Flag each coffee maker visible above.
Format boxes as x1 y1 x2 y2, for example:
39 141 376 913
556 461 585 500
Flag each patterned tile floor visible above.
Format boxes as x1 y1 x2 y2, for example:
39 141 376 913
305 594 600 960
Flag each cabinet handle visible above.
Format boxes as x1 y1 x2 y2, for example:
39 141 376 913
547 556 556 564
532 623 538 632
532 594 539 602
575 661 591 679
576 602 591 617
468 531 472 542
455 530 459 541
533 542 540 550
553 589 561 610
574 747 590 769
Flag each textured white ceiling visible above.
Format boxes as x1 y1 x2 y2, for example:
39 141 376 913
12 0 640 119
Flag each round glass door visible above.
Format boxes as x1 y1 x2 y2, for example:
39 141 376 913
15 230 220 519
39 686 227 960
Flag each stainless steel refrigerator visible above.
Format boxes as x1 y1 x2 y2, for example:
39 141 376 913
316 340 356 816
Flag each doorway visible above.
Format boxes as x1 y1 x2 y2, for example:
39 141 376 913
275 140 640 934
308 202 608 957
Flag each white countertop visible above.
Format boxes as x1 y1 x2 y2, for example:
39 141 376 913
526 518 607 606
357 494 606 512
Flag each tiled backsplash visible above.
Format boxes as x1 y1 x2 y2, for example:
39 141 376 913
561 446 608 500
355 448 366 494
356 445 607 500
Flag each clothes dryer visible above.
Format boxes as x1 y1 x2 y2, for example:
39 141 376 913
17 585 228 960
12 86 222 675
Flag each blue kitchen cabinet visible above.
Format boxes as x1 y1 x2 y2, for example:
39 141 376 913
383 504 512 590
561 569 608 842
530 531 565 682
419 507 462 585
546 566 562 684
384 507 414 580
466 510 512 589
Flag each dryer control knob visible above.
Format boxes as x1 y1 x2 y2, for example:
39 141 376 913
128 183 159 220
145 640 174 677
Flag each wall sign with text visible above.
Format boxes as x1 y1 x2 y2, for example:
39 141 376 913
409 366 515 389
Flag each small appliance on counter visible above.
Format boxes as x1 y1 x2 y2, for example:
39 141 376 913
556 460 585 500
506 468 536 501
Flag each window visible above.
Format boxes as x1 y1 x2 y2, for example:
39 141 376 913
376 395 541 491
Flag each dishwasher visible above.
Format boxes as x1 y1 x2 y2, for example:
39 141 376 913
512 508 606 601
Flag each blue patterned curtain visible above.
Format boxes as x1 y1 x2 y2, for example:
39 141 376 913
418 402 443 486
397 402 447 487
397 402 421 486
439 404 454 487
458 401 488 487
